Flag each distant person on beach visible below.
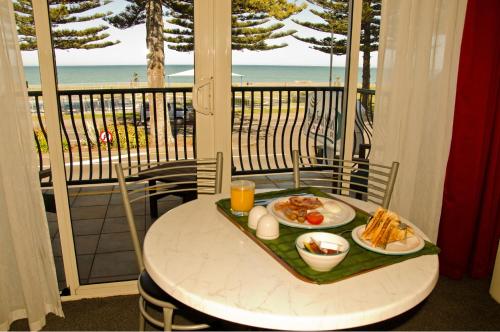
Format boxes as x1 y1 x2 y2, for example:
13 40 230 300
131 72 139 87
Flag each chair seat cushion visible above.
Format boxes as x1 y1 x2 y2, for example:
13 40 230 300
139 270 182 305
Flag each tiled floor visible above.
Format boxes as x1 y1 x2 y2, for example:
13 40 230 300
46 174 299 289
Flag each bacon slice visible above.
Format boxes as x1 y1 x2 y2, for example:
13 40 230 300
274 196 323 222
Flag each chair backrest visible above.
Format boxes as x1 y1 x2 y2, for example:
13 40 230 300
115 152 223 271
292 150 399 209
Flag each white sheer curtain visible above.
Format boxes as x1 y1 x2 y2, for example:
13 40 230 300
0 1 63 330
371 0 467 241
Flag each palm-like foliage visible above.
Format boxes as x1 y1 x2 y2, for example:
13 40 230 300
14 0 119 50
293 0 381 90
164 0 305 52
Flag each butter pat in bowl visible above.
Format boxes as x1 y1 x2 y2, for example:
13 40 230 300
295 232 349 272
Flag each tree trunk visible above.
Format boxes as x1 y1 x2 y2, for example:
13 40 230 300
146 0 173 150
361 20 371 109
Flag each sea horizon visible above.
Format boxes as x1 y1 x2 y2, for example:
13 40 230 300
23 64 377 86
23 63 377 68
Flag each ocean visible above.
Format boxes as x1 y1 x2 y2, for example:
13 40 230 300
23 64 377 86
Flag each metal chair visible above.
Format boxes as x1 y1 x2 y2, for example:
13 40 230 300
114 152 223 331
292 150 399 208
141 159 200 218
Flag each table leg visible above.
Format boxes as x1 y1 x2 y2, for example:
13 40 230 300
181 191 197 203
149 180 158 218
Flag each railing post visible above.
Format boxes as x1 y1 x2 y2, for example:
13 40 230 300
292 150 300 189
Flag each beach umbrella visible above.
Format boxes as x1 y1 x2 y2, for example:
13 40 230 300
167 69 244 85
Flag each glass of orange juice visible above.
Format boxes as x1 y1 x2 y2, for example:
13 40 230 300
230 180 255 216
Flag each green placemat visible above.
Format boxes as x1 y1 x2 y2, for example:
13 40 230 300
216 187 440 284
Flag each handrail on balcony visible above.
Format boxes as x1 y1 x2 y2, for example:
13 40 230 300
30 87 195 186
29 86 374 186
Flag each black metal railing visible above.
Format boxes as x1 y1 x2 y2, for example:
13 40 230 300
355 88 375 159
30 86 374 183
30 87 195 186
231 86 374 175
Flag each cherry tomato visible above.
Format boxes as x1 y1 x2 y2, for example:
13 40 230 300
306 211 324 225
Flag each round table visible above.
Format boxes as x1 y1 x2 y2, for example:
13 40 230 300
143 194 439 330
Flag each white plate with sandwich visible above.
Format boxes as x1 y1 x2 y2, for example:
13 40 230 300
266 195 355 229
351 208 425 255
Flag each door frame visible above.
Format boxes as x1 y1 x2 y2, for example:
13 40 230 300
32 0 361 299
193 0 232 194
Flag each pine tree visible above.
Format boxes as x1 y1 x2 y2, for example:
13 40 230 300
14 0 119 51
292 0 380 93
108 0 304 84
107 1 165 88
107 0 173 145
164 0 305 52
360 0 380 91
107 0 304 145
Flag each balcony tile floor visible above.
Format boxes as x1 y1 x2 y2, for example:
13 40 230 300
47 174 309 289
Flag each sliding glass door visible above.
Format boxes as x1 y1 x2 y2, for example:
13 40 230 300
29 0 361 298
29 0 228 297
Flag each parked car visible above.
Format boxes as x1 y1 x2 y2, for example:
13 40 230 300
140 102 195 128
167 103 195 127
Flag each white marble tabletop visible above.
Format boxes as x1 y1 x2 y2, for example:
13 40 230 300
143 194 439 330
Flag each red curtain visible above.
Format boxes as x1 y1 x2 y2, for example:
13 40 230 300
437 0 500 278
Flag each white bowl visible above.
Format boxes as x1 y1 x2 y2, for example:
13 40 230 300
295 232 349 272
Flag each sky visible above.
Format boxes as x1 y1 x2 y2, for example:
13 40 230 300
20 0 378 67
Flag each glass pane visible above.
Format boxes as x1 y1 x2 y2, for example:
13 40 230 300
19 0 195 286
24 86 68 291
231 0 348 178
353 0 381 160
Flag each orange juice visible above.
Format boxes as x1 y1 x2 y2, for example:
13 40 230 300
230 180 255 215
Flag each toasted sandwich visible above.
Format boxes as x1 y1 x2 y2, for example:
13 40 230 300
361 208 414 248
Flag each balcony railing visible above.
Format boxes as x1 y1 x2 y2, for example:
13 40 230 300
31 87 195 186
355 88 375 159
231 86 375 175
30 86 374 185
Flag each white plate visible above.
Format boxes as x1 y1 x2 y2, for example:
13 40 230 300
351 225 425 255
266 196 355 229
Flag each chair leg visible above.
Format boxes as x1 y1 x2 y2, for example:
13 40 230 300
139 312 145 331
138 298 146 331
163 307 174 332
